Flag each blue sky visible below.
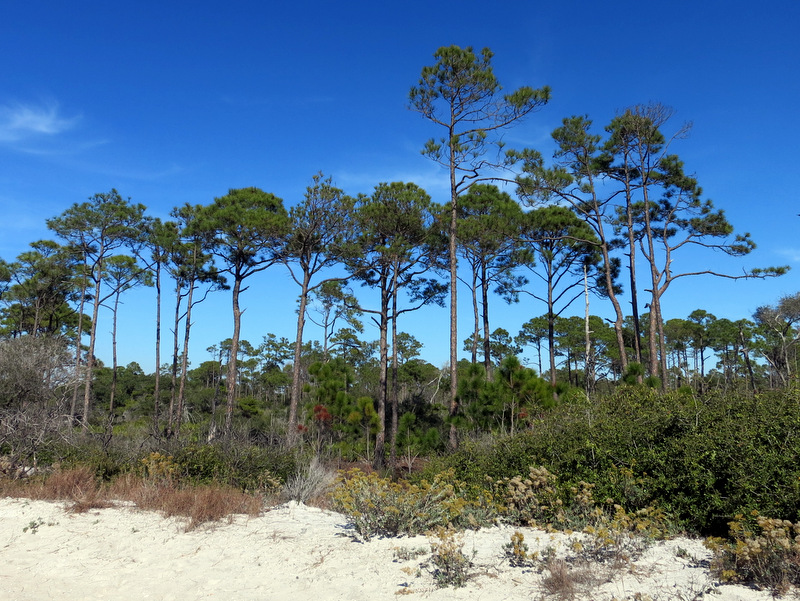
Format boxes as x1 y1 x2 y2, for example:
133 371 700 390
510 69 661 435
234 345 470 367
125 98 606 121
1 0 798 372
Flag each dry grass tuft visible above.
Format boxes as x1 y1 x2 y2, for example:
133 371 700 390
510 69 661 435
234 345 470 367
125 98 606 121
541 559 603 601
34 466 99 501
138 485 262 530
281 457 336 505
0 466 116 513
68 498 114 513
1 466 264 530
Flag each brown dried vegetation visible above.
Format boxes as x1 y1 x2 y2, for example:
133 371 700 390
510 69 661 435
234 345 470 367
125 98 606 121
1 465 263 530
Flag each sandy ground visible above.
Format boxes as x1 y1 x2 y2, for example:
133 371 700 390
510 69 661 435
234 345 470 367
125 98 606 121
0 497 785 600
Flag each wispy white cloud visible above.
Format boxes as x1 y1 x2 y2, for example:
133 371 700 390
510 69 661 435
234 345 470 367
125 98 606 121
87 162 186 182
776 248 800 263
0 100 79 143
336 165 451 197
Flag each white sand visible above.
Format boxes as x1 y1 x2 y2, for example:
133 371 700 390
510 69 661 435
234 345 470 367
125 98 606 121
0 497 782 600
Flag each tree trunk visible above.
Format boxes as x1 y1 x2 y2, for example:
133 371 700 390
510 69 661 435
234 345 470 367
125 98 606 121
372 276 390 470
656 300 668 390
288 270 311 446
623 180 643 366
109 291 120 418
82 263 104 427
224 277 243 436
70 267 88 420
389 273 400 469
481 262 492 379
584 265 595 396
153 260 162 431
167 280 182 435
446 137 461 451
546 260 557 387
175 280 196 437
597 231 627 374
470 265 479 365
448 181 459 450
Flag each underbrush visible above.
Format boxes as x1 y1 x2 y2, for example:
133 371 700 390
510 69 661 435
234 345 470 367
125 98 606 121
3 386 800 593
0 438 301 530
1 464 264 530
330 468 496 539
332 463 672 543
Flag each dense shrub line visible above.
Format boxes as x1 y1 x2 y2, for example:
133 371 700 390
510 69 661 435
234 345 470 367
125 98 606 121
425 387 800 536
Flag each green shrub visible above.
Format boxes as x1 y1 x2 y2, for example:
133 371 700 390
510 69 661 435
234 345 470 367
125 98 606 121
173 444 229 483
172 443 293 492
428 388 800 535
330 468 496 540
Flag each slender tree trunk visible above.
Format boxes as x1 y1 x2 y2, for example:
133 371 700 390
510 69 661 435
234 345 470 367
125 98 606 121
167 280 182 435
32 299 42 338
372 276 390 470
656 299 668 390
389 273 400 469
208 349 224 442
640 179 662 381
225 276 243 436
109 291 120 418
153 260 162 431
481 262 492 379
546 260 557 387
448 155 459 450
739 328 758 393
82 266 104 427
623 178 643 366
536 340 543 376
175 280 196 437
584 265 595 396
587 197 627 374
470 266 479 365
547 310 557 387
70 268 88 420
288 270 311 445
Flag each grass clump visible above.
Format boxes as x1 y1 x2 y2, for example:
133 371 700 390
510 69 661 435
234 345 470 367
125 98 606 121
330 468 496 540
281 457 336 504
540 558 600 601
135 484 262 530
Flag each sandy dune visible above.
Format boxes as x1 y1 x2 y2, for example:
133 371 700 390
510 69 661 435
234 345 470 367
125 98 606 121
0 497 780 600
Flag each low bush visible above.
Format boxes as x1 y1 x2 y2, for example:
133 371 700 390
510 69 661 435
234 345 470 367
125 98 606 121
707 510 800 595
170 443 291 493
330 468 496 540
426 526 475 588
502 531 537 567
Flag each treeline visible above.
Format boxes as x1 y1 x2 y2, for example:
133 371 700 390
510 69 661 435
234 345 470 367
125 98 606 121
0 46 795 471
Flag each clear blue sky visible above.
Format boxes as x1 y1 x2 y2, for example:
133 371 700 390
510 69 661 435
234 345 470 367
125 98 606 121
1 0 798 372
